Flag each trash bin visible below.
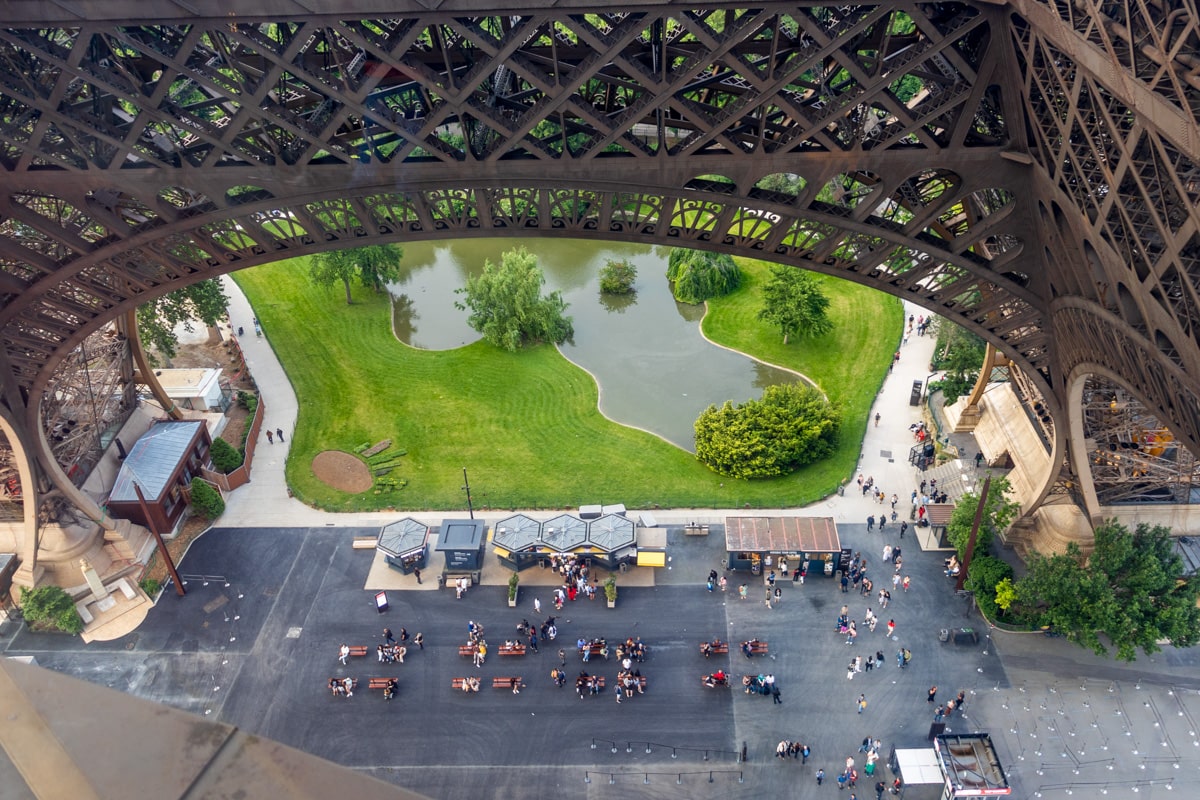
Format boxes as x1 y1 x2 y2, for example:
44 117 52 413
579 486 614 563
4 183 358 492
938 628 950 643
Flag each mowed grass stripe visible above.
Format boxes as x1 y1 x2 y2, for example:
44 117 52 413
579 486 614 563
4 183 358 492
234 252 900 511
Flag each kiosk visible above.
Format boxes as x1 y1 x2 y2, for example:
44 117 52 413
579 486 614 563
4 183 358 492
491 514 543 571
725 516 841 577
375 517 430 575
584 513 637 570
435 518 487 583
933 733 1011 798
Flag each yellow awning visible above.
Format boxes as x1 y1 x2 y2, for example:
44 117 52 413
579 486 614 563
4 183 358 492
636 550 666 567
493 546 510 559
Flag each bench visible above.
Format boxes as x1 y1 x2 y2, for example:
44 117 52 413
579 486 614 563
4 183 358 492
492 676 525 691
368 678 397 690
75 601 94 625
580 643 609 659
114 577 138 600
683 524 710 536
699 641 729 656
575 676 606 694
617 675 648 691
328 678 357 696
498 644 527 656
351 537 377 550
450 677 481 692
444 574 473 588
739 640 769 657
339 645 368 659
458 645 480 657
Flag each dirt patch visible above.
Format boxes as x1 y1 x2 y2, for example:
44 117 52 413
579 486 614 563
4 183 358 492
141 513 211 586
312 450 373 493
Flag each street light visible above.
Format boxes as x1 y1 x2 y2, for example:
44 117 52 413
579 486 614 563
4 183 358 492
461 467 474 519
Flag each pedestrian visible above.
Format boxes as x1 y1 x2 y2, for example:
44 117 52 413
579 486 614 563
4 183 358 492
857 693 867 714
934 704 945 722
615 683 622 704
955 690 966 714
558 648 566 666
765 587 773 608
802 744 810 764
899 521 907 539
902 576 911 592
528 631 539 652
975 451 984 468
412 567 421 584
719 575 728 592
772 683 782 704
816 768 825 785
886 619 895 638
928 685 938 703
414 632 424 650
890 493 898 509
265 429 274 444
878 517 886 532
841 574 849 593
383 627 395 645
867 515 875 531
739 583 748 600
892 573 901 591
876 780 887 800
874 412 881 427
338 643 349 665
276 427 285 442
774 586 782 604
534 597 541 614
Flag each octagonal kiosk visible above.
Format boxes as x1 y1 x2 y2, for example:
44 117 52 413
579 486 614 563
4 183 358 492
491 514 542 572
376 517 430 575
435 518 487 587
585 513 638 571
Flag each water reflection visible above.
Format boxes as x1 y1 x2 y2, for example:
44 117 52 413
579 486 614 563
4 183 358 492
387 239 807 450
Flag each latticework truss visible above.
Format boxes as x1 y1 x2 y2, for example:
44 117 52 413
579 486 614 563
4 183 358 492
1081 375 1200 505
0 0 1196 505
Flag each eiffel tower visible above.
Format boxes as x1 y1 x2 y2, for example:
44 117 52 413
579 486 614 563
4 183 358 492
1 1 1198 588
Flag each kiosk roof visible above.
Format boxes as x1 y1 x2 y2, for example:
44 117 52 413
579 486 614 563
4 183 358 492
724 516 839 553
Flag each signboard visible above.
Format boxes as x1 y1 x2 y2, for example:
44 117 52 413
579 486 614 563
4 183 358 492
374 591 388 613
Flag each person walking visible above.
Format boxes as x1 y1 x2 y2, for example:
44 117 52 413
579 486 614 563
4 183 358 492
265 429 274 444
902 576 911 592
719 575 728 592
533 597 541 614
857 693 867 714
928 685 938 703
383 627 395 645
899 521 907 539
412 567 421 584
801 744 810 764
874 412 880 427
276 427 285 442
739 583 748 600
886 619 896 639
816 768 825 786
558 648 567 666
413 632 424 650
876 780 887 800
867 515 875 531
772 683 782 704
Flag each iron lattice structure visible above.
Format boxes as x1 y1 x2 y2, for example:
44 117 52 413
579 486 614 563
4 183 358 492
0 0 1197 532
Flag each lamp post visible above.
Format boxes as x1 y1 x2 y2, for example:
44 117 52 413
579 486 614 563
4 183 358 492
461 467 474 519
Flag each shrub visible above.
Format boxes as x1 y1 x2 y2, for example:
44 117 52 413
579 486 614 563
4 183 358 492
599 259 638 294
236 390 258 412
963 555 1014 620
20 585 83 634
508 572 520 600
210 437 244 473
604 576 618 602
139 577 161 596
667 248 741 304
694 383 841 479
189 477 225 519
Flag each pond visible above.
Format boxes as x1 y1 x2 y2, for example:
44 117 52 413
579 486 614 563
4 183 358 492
389 239 806 451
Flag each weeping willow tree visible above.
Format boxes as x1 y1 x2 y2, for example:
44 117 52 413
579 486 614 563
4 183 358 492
667 248 742 304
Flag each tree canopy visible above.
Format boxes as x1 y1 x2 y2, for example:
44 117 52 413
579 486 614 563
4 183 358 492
310 244 403 304
599 258 638 295
946 475 1020 558
694 383 840 479
455 247 573 351
666 248 741 304
136 279 229 361
930 322 986 404
756 266 833 343
1014 521 1200 661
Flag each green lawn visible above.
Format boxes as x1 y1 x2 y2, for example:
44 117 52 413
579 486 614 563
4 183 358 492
233 253 901 512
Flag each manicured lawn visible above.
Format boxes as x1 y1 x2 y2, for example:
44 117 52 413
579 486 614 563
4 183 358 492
233 252 901 511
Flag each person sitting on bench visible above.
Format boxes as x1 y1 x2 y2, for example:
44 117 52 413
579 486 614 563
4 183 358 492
383 678 397 700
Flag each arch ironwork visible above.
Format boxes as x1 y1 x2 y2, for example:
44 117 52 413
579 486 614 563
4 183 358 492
0 0 1198 551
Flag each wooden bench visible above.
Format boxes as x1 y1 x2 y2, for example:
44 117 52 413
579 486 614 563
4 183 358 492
368 678 397 690
450 677 481 692
575 676 606 694
328 678 357 696
699 641 729 656
683 524 710 536
739 640 769 657
458 645 479 657
338 645 368 659
444 574 473 588
492 676 525 690
580 643 609 659
498 644 527 656
617 675 648 691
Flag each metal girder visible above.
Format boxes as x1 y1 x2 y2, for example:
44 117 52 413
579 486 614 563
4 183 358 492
0 1 1196 472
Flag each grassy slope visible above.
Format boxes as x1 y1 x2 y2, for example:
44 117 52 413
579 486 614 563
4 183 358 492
234 255 901 511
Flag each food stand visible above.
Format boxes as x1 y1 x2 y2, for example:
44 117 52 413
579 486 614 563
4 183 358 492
539 513 588 557
491 514 543 572
933 733 1011 798
725 516 841 577
584 513 637 570
376 517 430 574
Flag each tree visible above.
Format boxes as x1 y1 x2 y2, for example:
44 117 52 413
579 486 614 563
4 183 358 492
694 383 840 479
945 475 1019 558
310 244 403 304
1014 521 1200 661
666 248 741 304
454 247 573 351
209 437 244 473
930 322 986 404
20 585 84 634
962 554 1014 620
189 477 225 519
757 266 834 343
136 279 230 361
599 259 638 294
